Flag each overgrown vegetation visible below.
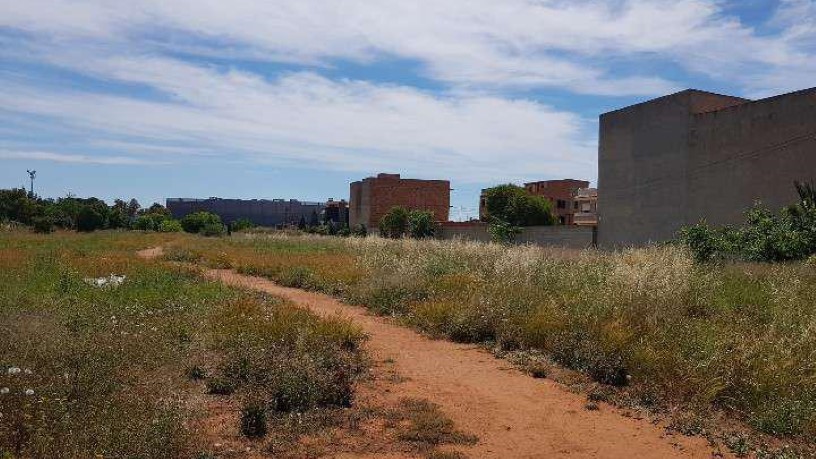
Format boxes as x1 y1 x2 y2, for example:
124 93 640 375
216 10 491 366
679 181 816 262
165 233 816 454
480 184 554 243
0 187 178 233
0 231 366 457
379 206 439 238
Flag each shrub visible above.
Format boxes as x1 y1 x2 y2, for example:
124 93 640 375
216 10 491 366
678 183 816 262
239 403 267 438
32 215 54 233
379 206 410 238
158 219 183 233
200 222 226 237
352 224 368 237
133 215 157 231
488 220 522 244
231 218 255 232
180 211 222 234
408 210 437 238
677 221 723 262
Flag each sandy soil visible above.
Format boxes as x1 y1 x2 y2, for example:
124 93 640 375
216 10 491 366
137 247 722 458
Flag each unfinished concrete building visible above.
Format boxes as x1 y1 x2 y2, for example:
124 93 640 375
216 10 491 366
349 173 450 230
598 87 816 246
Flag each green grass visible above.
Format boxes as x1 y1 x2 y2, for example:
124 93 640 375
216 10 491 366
164 233 816 451
0 231 366 457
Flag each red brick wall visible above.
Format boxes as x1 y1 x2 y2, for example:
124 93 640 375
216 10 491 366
349 174 450 229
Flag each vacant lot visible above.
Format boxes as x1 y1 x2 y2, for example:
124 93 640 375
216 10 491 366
0 231 482 458
163 232 816 456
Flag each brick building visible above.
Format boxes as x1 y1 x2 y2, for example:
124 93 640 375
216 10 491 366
599 87 816 246
322 199 349 226
349 173 450 230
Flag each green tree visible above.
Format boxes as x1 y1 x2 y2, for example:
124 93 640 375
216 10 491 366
407 210 437 238
76 205 106 232
133 215 157 231
0 188 39 225
180 211 222 234
481 184 554 226
379 206 410 238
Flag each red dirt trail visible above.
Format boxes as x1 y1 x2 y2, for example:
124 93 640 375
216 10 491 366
138 247 721 458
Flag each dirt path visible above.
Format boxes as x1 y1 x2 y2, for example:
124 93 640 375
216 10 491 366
138 247 721 458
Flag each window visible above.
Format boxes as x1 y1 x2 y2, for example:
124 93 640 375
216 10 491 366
574 201 579 210
557 199 566 209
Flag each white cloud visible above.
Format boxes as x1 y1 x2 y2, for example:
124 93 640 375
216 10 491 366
0 150 167 165
2 0 813 95
0 0 812 186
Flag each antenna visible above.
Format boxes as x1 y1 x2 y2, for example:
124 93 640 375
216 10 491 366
26 170 36 197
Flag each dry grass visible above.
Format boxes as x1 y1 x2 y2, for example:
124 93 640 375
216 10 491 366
165 232 816 456
0 231 366 457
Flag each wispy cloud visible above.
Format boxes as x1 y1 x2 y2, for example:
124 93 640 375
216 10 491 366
1 1 812 95
0 1 812 188
0 150 169 165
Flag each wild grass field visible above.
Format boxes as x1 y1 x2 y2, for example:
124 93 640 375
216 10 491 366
162 233 816 455
0 231 373 457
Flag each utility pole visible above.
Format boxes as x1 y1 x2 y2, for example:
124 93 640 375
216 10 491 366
26 170 36 197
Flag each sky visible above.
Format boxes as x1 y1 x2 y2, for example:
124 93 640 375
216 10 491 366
1 0 815 220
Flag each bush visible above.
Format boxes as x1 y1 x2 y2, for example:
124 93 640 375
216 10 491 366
231 218 255 231
379 206 410 238
180 211 222 234
678 183 816 262
32 215 54 234
133 215 157 231
408 210 437 238
488 220 522 244
158 219 183 233
352 224 368 237
239 403 267 438
200 222 226 237
677 221 724 262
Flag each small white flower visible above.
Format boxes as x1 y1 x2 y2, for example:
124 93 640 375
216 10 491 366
0 387 9 394
24 368 33 375
24 389 34 396
7 367 21 375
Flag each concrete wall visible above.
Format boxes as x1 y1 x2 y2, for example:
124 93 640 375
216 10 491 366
687 88 816 226
598 88 816 247
438 223 595 249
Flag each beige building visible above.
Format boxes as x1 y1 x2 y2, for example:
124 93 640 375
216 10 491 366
572 188 598 226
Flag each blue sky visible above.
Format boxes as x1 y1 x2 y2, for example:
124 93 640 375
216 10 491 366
1 0 815 220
